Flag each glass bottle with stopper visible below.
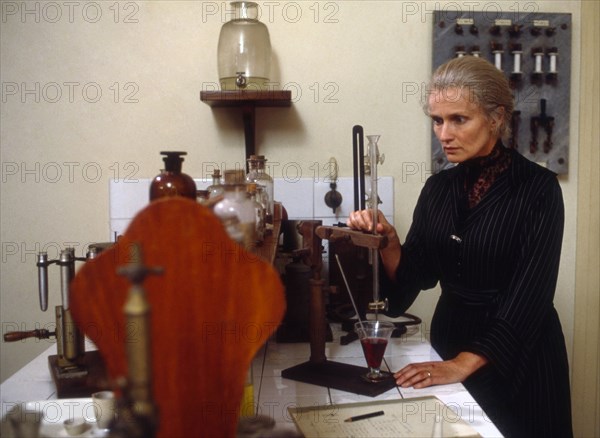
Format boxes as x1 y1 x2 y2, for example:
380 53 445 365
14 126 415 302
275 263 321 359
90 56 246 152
246 182 265 244
206 168 224 199
149 152 197 201
217 1 271 91
213 169 256 247
246 155 274 224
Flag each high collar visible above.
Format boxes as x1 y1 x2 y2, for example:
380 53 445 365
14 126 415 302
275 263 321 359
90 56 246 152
460 140 507 173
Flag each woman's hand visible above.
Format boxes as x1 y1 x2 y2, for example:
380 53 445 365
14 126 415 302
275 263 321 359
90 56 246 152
393 352 488 389
346 209 394 237
347 209 402 279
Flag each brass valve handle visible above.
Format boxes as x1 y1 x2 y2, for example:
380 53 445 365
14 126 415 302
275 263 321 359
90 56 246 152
3 329 54 342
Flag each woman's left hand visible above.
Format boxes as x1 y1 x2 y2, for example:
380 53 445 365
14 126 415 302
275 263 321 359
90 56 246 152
393 352 488 389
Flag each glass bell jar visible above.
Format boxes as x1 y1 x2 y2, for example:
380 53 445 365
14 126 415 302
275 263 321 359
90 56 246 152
217 1 272 91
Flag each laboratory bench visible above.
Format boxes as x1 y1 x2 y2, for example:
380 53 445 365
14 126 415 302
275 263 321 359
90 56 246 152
1 324 503 437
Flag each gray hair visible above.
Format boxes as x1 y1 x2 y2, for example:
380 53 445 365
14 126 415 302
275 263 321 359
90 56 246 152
423 56 514 141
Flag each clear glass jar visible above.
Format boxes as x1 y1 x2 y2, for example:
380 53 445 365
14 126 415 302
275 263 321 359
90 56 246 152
217 1 271 91
213 170 256 247
246 155 274 223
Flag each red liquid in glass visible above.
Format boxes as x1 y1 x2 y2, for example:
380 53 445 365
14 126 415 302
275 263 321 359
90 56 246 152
360 337 388 368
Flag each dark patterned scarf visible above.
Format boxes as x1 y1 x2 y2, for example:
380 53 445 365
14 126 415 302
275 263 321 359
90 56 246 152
461 142 512 208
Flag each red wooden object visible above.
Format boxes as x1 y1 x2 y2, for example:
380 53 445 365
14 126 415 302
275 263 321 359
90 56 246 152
69 198 285 437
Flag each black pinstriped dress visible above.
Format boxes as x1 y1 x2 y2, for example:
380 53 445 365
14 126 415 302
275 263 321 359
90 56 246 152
382 145 573 437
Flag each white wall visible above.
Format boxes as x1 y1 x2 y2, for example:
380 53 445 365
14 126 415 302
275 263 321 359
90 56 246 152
0 1 581 383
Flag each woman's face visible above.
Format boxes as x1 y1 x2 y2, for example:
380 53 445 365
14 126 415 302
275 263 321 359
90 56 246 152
428 87 501 163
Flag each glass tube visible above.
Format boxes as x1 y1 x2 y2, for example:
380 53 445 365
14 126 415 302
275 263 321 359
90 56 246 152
366 135 380 318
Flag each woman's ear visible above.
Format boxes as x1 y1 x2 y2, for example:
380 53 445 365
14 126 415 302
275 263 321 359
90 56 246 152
490 106 506 133
492 106 506 125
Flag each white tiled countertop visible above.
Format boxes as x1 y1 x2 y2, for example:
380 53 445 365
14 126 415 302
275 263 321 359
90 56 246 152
252 323 502 437
1 326 503 437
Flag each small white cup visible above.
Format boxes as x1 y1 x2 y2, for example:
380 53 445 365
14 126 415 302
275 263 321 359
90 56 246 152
92 391 116 430
63 417 88 436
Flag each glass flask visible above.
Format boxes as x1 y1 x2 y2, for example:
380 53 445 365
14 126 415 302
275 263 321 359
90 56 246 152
149 151 197 201
213 169 256 247
246 155 274 223
217 1 271 91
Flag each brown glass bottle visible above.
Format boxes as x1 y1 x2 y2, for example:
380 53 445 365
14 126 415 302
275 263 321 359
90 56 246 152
149 151 197 201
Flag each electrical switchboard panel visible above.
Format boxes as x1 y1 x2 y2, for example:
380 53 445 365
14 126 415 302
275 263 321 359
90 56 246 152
432 11 572 174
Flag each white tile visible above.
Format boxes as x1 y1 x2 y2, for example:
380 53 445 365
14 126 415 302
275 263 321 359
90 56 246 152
258 376 330 399
194 179 211 190
435 392 503 437
313 177 395 224
326 340 364 359
266 341 312 360
330 388 402 405
108 178 210 239
273 178 314 218
108 177 394 234
389 340 436 358
108 179 151 219
109 178 209 221
109 219 132 240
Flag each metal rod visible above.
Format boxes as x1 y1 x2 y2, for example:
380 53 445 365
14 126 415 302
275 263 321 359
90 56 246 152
59 249 74 309
352 125 365 211
335 254 365 333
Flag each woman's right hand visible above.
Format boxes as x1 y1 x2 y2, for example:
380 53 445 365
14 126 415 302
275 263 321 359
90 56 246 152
346 209 402 278
346 209 394 238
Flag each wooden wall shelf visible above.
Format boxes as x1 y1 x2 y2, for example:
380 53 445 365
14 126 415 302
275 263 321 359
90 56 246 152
200 90 292 161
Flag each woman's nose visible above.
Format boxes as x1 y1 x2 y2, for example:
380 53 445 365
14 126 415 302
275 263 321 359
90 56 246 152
437 122 453 141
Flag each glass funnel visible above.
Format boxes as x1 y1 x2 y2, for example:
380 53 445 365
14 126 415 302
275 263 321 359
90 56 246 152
355 320 395 382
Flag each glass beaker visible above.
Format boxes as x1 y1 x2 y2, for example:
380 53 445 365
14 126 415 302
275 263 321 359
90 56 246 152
217 1 271 91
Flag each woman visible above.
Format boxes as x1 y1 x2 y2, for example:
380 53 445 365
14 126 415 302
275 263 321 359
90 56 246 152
347 56 572 437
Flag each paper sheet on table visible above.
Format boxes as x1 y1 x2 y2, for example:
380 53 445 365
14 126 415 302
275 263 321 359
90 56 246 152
288 396 481 437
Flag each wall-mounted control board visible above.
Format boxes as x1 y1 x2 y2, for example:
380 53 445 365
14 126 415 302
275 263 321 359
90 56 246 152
432 11 572 174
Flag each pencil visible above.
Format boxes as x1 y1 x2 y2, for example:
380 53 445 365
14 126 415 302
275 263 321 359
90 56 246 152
344 410 385 423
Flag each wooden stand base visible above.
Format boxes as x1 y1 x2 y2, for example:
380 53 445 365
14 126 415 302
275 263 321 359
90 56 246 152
281 360 397 397
48 350 111 398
